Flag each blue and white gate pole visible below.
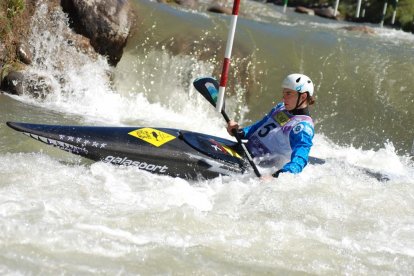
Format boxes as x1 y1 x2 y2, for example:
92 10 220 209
216 0 240 113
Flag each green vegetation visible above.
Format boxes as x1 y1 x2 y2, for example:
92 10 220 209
1 0 25 37
7 0 25 18
286 0 414 33
0 1 9 37
1 0 32 82
342 0 414 32
394 0 414 32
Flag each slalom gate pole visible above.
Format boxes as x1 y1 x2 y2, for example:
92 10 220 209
334 0 340 17
283 0 288 13
356 0 362 18
391 0 398 25
216 0 241 113
380 1 388 28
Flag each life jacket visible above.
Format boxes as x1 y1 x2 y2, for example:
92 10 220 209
244 103 314 166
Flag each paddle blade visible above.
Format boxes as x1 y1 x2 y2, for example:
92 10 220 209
193 77 224 108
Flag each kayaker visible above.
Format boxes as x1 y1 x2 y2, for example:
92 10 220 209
227 73 316 178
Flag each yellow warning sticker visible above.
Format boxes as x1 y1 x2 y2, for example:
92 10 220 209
222 145 242 159
128 128 176 147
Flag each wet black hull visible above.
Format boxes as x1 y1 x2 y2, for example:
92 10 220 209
7 122 248 179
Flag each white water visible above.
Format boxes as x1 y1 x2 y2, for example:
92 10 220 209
1 0 414 274
1 147 413 274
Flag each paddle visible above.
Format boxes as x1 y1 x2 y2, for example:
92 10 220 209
193 77 262 177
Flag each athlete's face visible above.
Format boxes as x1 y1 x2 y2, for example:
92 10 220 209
282 88 307 111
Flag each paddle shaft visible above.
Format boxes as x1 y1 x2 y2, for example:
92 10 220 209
221 110 262 177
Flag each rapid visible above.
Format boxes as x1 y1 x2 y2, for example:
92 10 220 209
0 0 413 274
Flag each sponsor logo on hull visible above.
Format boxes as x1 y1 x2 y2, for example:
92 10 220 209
24 132 88 154
103 155 168 173
208 138 242 159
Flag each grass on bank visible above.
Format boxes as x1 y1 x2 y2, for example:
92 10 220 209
0 0 30 77
0 0 25 39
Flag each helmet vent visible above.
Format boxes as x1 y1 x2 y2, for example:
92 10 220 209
296 77 301 83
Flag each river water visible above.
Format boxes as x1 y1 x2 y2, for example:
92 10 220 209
1 0 413 274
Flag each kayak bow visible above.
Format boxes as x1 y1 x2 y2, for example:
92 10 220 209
6 121 248 179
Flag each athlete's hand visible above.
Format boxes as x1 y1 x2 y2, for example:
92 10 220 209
227 120 239 136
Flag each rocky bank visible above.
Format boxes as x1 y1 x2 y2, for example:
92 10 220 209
0 0 134 96
0 0 375 98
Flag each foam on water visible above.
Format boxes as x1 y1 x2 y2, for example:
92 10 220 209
0 148 413 273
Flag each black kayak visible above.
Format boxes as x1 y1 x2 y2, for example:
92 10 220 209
6 122 255 179
7 121 392 181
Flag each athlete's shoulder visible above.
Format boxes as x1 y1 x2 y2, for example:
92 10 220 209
291 121 314 138
268 102 284 114
275 102 284 109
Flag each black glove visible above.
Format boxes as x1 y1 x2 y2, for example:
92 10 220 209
236 129 245 139
272 169 283 178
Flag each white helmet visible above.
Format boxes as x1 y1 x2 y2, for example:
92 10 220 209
282 73 314 96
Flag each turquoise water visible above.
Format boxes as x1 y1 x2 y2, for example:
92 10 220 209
118 0 414 154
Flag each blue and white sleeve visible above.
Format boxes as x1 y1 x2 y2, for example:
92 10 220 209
281 122 314 174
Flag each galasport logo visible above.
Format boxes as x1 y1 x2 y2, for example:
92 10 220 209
103 156 168 173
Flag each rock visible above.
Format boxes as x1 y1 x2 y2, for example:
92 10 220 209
158 0 198 8
207 5 232 15
314 7 339 20
0 61 5 88
1 71 25 95
66 33 97 58
341 25 376 35
0 42 6 63
0 70 56 98
1 70 55 98
16 42 33 65
0 45 7 88
61 0 133 66
175 0 197 9
24 73 54 99
295 6 315 16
